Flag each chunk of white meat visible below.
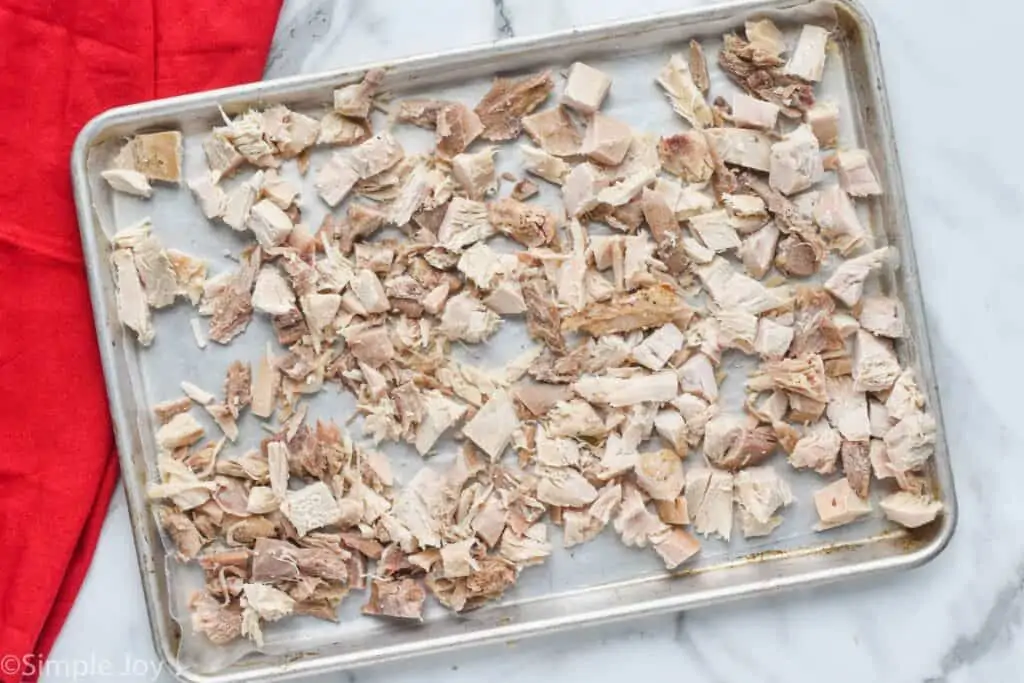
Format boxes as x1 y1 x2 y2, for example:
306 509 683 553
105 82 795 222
315 153 359 207
879 492 943 529
789 420 840 474
348 133 404 179
769 124 823 196
739 221 780 280
731 93 780 131
102 169 153 197
247 199 294 249
631 323 685 371
614 484 668 548
284 481 342 537
883 411 936 473
573 371 678 407
704 128 772 172
112 249 154 345
806 100 839 148
536 467 599 507
462 390 520 461
654 409 689 455
451 147 497 200
852 330 901 392
656 53 713 129
813 185 867 255
824 246 894 307
858 295 905 338
885 369 926 422
520 144 570 185
716 308 758 353
837 148 883 197
439 292 501 343
252 267 296 316
438 197 495 250
651 528 701 569
414 391 467 455
754 318 794 360
562 62 612 114
825 375 870 442
689 209 741 252
188 174 227 219
350 269 390 314
813 478 871 530
678 353 718 402
634 450 685 501
685 468 734 541
745 18 786 58
734 466 793 538
579 113 633 165
784 24 830 82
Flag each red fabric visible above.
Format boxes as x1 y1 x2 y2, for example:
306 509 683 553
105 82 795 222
0 2 282 680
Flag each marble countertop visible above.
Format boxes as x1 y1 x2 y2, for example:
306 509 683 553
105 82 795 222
48 0 1024 681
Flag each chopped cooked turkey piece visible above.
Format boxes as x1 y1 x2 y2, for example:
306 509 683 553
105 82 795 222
858 295 905 338
562 62 612 114
349 133 404 179
333 68 384 119
879 492 943 529
474 70 554 141
439 292 501 343
698 257 789 314
188 175 227 219
716 308 758 353
132 236 178 308
868 438 895 480
546 399 605 438
463 390 519 461
824 246 894 307
704 128 772 172
153 397 193 424
522 107 581 156
457 242 505 290
579 113 633 166
597 167 659 209
631 323 685 371
113 131 183 183
748 354 828 403
806 101 839 148
438 197 495 250
784 25 829 82
434 102 485 158
731 93 780 131
484 278 527 314
679 353 718 402
350 269 390 314
158 507 205 560
813 185 867 255
836 148 883 197
745 18 787 58
658 131 713 183
655 496 690 525
562 162 604 217
362 577 426 621
614 484 668 548
413 391 467 456
853 330 901 392
883 411 936 473
747 390 789 424
439 539 479 578
520 144 571 184
825 375 870 442
284 481 342 537
251 349 278 419
789 419 840 474
573 371 677 407
734 466 793 537
868 400 891 438
520 275 566 354
656 53 713 129
511 178 539 201
190 593 243 645
886 369 925 423
841 440 871 499
499 523 553 567
537 466 599 507
112 249 154 345
688 39 710 93
787 393 827 423
221 112 278 168
156 413 205 451
262 105 320 158
315 153 359 207
654 409 688 455
241 583 295 645
247 199 294 248
488 198 557 247
685 468 733 541
703 414 777 471
202 131 244 181
769 124 823 195
222 172 263 230
634 450 685 501
813 478 871 530
689 209 741 252
639 188 688 275
775 232 824 278
651 527 701 569
317 111 371 147
754 317 794 361
396 98 450 128
452 147 497 200
563 285 692 336
102 168 153 198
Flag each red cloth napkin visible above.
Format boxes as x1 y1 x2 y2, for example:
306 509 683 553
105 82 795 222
0 2 282 680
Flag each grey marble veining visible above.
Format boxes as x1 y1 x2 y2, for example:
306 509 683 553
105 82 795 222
47 0 1024 681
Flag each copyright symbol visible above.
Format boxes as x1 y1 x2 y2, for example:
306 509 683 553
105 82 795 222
0 655 20 675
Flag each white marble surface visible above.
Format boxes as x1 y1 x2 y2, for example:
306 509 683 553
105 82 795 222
48 0 1024 681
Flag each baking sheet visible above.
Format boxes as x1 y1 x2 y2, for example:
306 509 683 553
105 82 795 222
72 0 955 680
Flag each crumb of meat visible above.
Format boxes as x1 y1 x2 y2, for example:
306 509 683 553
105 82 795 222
656 54 713 129
510 178 539 201
474 71 554 141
